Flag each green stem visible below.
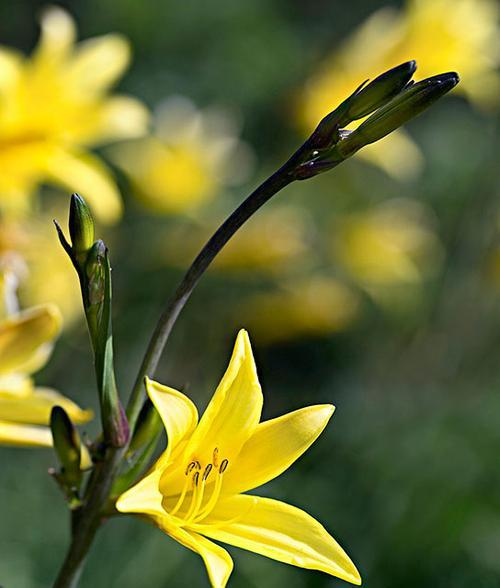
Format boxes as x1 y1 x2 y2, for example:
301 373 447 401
54 153 298 588
53 448 124 588
126 167 294 429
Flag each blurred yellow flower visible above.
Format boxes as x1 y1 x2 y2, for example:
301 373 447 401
299 0 499 178
0 205 82 327
117 330 360 587
159 205 312 274
108 97 253 215
240 276 360 344
0 303 92 447
331 199 443 303
0 6 149 222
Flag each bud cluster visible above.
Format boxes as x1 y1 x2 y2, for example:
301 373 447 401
294 61 459 179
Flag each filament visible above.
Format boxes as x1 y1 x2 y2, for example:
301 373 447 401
169 454 228 523
193 460 228 522
170 462 197 516
184 472 205 522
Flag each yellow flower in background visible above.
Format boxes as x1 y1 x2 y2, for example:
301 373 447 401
159 205 312 275
299 0 499 178
0 6 149 222
108 96 253 215
0 205 82 327
117 330 360 587
331 199 443 303
0 303 92 447
240 277 360 345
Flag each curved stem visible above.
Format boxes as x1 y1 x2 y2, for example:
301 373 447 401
126 167 294 428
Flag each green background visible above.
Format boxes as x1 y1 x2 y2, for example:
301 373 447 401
1 0 499 586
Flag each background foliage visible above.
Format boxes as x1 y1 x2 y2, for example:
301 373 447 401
0 0 499 586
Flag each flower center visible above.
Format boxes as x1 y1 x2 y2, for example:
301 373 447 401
168 447 228 524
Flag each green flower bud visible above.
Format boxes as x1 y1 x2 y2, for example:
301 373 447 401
309 61 417 149
50 406 82 487
337 72 460 158
344 60 417 122
69 193 95 259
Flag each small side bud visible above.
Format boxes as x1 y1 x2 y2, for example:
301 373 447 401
103 400 130 448
69 193 95 259
50 406 83 487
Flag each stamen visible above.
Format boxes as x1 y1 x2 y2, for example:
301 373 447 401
193 460 201 470
212 448 219 468
203 464 213 481
193 459 229 522
185 461 197 475
184 471 205 522
169 470 193 516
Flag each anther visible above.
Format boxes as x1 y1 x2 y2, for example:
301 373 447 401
212 448 219 468
193 460 201 470
192 471 200 487
219 459 228 474
203 464 213 481
185 461 197 475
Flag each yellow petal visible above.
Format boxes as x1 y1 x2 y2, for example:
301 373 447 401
156 519 233 588
0 48 22 91
222 404 335 495
145 377 198 466
116 468 165 518
68 34 130 95
197 495 361 585
184 330 263 468
0 375 33 398
92 96 150 143
0 420 52 447
45 149 123 224
34 6 76 65
0 304 61 375
0 386 92 425
118 480 233 588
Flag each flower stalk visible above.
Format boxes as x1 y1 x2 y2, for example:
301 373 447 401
52 61 459 587
126 63 459 429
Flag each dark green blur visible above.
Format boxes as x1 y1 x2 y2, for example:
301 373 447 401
0 1 499 587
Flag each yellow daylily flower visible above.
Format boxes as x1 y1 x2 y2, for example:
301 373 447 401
117 330 360 587
108 96 253 215
299 0 499 178
0 6 149 222
0 304 92 447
